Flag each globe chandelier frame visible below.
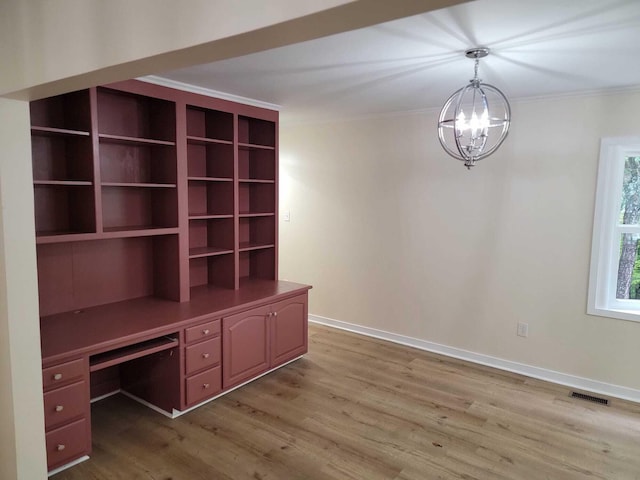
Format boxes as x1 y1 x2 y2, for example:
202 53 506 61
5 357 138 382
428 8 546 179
437 48 511 169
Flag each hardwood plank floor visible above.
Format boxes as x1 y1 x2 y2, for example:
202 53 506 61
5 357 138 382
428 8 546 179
53 324 640 480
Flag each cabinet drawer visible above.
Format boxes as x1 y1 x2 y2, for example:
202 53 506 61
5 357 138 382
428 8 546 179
185 337 221 375
42 358 85 391
185 318 220 344
46 417 89 470
186 366 221 406
44 381 87 431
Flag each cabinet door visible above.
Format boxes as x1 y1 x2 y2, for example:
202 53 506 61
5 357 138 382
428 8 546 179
222 305 270 389
270 294 308 367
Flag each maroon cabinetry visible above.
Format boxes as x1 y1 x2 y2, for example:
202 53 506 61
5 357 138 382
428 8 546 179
223 294 308 389
41 358 91 471
183 317 223 406
32 79 310 473
270 295 309 367
223 304 271 389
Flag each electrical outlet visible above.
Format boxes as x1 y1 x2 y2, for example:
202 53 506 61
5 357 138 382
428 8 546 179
517 322 529 338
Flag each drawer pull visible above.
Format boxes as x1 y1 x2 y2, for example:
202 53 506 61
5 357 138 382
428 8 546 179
203 383 210 389
55 405 64 412
53 373 63 381
202 329 210 335
202 353 210 359
273 311 278 317
57 444 66 452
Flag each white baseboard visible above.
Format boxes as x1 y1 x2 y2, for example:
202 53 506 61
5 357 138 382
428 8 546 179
47 455 89 477
309 314 640 404
111 356 306 419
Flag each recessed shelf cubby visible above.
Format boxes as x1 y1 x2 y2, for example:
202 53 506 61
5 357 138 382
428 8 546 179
186 106 233 143
97 88 176 143
30 89 91 134
102 186 178 232
189 254 235 290
32 134 93 183
189 218 234 258
238 146 275 182
100 142 177 186
188 180 234 217
36 234 180 316
238 116 275 148
239 216 275 251
239 248 275 281
187 142 234 180
239 182 275 215
34 185 96 237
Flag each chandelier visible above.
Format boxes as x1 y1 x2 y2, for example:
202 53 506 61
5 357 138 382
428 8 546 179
437 48 511 169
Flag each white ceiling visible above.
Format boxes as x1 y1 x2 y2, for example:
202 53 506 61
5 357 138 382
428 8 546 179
157 0 640 124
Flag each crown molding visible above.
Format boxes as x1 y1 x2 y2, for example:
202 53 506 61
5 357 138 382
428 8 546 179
138 75 282 111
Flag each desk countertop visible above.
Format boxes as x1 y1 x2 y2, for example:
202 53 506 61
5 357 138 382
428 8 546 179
40 279 311 364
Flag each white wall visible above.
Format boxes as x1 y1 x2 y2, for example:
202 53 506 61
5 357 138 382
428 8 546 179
0 98 47 480
0 0 355 98
279 89 640 392
0 0 465 100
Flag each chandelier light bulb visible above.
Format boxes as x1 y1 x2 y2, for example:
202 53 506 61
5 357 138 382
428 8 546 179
437 48 511 169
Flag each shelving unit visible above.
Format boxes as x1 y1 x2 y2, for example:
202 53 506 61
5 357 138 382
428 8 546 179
31 80 278 312
30 80 312 475
30 90 96 239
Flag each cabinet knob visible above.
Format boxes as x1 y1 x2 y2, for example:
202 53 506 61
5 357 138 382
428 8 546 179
273 311 278 317
56 444 65 452
55 405 64 412
202 329 210 335
53 373 63 381
203 383 210 389
202 353 210 359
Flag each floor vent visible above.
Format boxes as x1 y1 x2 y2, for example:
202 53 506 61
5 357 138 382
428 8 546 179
570 391 609 406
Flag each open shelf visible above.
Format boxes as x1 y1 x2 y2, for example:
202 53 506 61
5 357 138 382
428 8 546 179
102 182 176 188
188 177 233 183
31 126 90 137
189 246 235 259
34 180 92 186
98 133 175 146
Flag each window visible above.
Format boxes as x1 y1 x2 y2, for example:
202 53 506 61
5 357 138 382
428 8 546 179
588 137 640 322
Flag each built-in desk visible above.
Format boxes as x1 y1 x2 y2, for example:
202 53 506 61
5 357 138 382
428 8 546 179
40 279 311 473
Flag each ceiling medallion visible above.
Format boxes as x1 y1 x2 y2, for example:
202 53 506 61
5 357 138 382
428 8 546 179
437 48 511 169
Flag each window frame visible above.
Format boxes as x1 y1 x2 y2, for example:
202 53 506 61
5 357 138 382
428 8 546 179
588 136 640 322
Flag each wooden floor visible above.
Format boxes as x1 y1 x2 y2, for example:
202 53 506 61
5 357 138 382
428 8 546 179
54 324 640 480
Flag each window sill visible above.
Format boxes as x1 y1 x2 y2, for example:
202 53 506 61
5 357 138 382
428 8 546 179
588 305 640 323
